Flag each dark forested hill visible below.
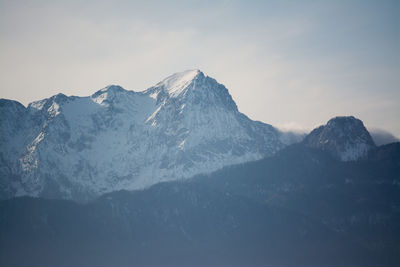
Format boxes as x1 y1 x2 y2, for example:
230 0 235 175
1 142 399 267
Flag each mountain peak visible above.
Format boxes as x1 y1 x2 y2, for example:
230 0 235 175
144 69 239 113
93 85 126 96
91 85 129 105
326 116 360 128
155 69 203 98
303 116 375 161
0 98 26 110
165 69 203 81
101 84 125 92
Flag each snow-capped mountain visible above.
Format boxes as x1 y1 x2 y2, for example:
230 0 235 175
303 116 376 161
0 70 287 201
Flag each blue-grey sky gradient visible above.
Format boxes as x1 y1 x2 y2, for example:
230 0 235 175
0 0 399 136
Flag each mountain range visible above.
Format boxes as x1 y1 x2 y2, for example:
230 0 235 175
1 70 399 266
1 70 295 201
1 130 398 267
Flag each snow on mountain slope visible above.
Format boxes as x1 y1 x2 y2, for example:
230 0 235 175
303 116 376 161
0 70 286 201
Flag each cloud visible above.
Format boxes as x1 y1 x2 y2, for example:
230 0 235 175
369 128 399 146
275 122 311 134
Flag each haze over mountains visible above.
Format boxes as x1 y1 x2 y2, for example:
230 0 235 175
1 70 399 266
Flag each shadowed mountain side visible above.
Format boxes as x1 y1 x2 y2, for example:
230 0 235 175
1 142 399 267
0 186 376 267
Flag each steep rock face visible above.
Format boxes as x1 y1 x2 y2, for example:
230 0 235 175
303 116 376 161
0 99 31 199
0 70 285 201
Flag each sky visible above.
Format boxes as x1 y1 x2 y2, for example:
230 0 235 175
0 0 399 137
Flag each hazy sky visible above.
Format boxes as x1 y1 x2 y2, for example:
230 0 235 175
1 0 399 136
